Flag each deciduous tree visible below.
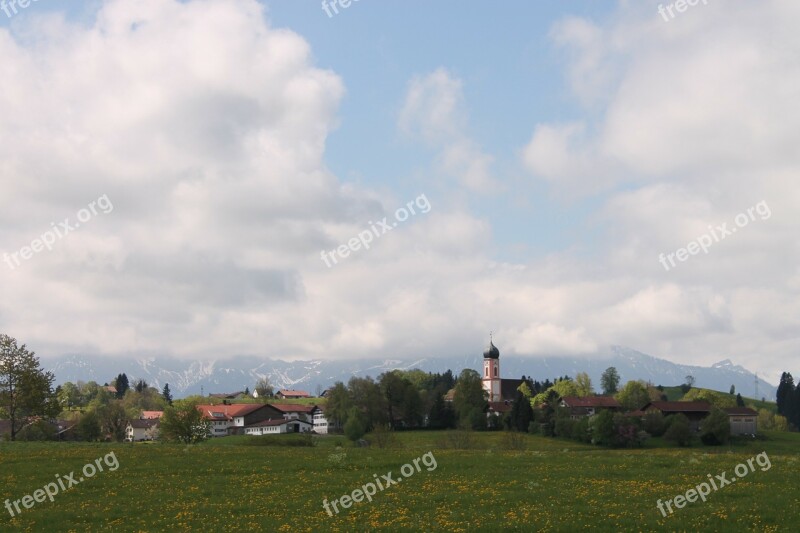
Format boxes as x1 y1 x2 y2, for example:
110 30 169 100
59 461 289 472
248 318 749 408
0 334 59 441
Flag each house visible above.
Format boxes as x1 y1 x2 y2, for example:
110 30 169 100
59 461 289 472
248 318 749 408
104 386 117 395
723 407 758 435
560 396 621 419
126 419 160 442
141 411 164 420
270 403 318 423
275 389 310 399
195 403 284 437
209 392 247 400
640 401 712 431
320 389 331 398
243 418 313 436
312 406 341 434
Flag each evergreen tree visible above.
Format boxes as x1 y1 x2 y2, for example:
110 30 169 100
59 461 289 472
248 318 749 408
508 389 534 432
729 385 735 395
162 383 173 406
736 393 745 407
776 372 794 416
114 373 129 399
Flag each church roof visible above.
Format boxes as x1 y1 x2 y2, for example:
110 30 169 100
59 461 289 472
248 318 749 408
483 340 500 359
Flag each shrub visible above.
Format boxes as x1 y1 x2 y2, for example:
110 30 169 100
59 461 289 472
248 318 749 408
571 417 590 443
590 410 615 446
367 424 400 449
344 408 367 442
500 430 527 451
643 412 667 437
700 408 731 445
612 414 644 448
554 417 576 439
528 421 540 435
437 429 475 450
17 420 57 441
664 414 692 447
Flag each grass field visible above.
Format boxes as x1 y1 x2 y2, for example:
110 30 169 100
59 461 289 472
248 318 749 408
1 431 798 532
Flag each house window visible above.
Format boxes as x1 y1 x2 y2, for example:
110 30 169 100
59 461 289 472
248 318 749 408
485 367 489 377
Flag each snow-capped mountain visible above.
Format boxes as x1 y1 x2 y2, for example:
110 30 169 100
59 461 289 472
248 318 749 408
41 346 778 400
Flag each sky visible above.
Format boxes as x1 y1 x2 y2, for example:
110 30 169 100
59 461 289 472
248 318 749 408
0 0 798 383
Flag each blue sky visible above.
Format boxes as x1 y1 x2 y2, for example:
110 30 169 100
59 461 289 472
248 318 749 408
1 0 798 381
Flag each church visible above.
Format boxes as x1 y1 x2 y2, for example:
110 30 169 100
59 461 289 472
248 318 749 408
481 336 526 408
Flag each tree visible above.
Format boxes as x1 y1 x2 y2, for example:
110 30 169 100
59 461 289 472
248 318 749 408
97 402 127 442
162 383 173 406
324 382 352 431
452 369 487 430
57 382 83 411
76 411 102 442
736 393 745 407
574 372 594 397
114 373 129 399
681 387 735 408
255 377 274 398
685 375 696 389
508 388 534 432
615 381 650 411
729 385 735 395
160 400 211 443
664 414 692 446
348 377 387 430
590 410 616 446
343 407 367 442
700 408 731 445
600 367 620 395
133 379 149 394
427 392 455 429
0 334 60 441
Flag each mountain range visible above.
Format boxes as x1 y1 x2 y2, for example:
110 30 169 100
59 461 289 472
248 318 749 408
41 346 777 401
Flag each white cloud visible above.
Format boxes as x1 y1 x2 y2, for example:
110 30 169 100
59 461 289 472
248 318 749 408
399 68 497 192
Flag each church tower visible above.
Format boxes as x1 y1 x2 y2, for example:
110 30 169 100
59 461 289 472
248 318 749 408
482 335 501 402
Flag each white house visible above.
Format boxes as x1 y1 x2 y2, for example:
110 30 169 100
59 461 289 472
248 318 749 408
312 407 342 434
244 418 313 436
125 419 159 442
196 403 285 437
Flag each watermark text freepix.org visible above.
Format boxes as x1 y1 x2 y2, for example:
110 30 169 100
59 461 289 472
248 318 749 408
322 451 437 516
321 0 361 18
658 200 770 272
1 0 41 19
5 451 119 518
3 194 114 271
320 193 431 268
656 451 771 517
658 0 709 22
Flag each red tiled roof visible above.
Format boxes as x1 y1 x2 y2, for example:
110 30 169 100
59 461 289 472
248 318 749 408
276 390 310 397
644 401 712 413
141 411 164 419
561 396 621 408
196 403 270 420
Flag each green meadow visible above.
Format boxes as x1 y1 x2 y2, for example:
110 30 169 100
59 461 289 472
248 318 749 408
1 431 797 532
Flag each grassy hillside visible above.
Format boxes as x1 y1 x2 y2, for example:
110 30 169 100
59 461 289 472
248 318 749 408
656 386 776 412
1 431 797 531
